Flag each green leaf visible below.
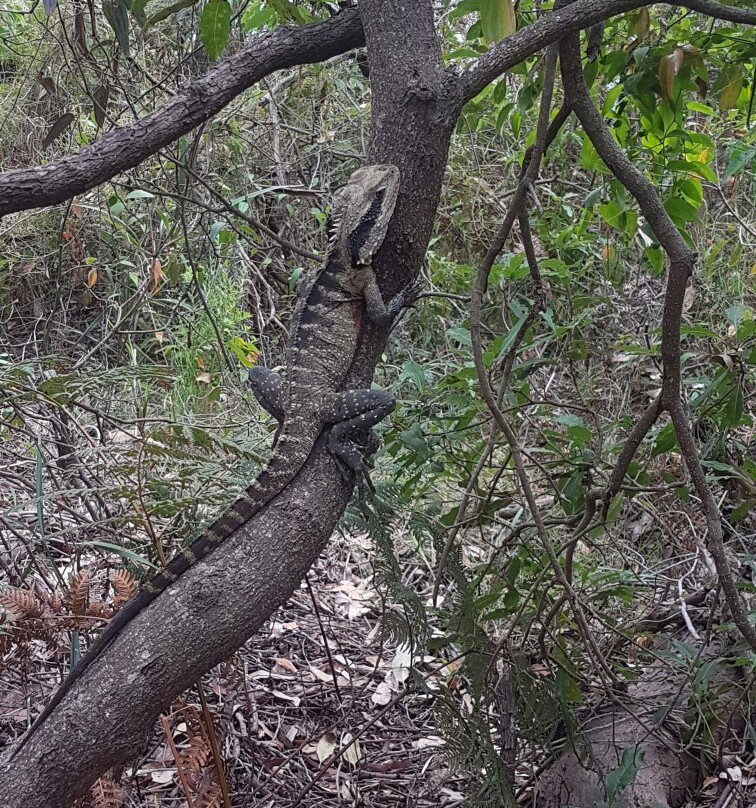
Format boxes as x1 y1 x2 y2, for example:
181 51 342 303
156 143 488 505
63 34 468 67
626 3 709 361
560 470 584 516
200 0 231 61
446 326 472 347
725 384 744 427
686 101 715 116
479 0 516 43
680 324 718 339
400 423 429 460
725 303 749 328
723 143 755 181
584 187 602 208
731 499 756 523
556 667 583 705
567 424 592 447
266 0 307 24
718 66 743 111
652 422 677 457
664 195 700 224
644 245 664 274
495 310 529 359
102 0 130 56
450 0 479 18
82 541 157 569
600 200 624 230
678 177 702 207
144 0 198 28
241 2 276 31
606 745 646 803
400 361 427 393
131 0 154 26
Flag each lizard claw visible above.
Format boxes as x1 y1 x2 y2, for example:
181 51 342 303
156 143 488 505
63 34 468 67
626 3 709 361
403 278 425 306
387 278 424 319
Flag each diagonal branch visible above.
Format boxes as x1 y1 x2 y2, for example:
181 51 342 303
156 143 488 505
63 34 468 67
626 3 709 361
456 0 756 107
0 9 363 216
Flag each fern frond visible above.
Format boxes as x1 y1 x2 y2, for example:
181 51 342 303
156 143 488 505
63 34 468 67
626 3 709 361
66 570 91 616
0 588 46 620
110 569 137 608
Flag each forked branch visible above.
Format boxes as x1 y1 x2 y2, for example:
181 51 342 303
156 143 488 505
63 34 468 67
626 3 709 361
559 30 756 652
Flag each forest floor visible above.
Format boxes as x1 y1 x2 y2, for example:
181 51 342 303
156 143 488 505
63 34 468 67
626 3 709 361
2 512 754 807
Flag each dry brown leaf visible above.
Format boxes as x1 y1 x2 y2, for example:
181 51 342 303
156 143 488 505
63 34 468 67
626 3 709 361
111 569 137 608
631 7 650 39
150 257 164 295
89 771 125 808
273 657 297 673
659 48 684 101
42 113 75 149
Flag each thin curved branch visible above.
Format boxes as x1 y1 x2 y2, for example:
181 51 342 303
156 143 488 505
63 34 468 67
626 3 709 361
468 46 617 685
559 29 756 653
456 0 756 107
0 10 364 216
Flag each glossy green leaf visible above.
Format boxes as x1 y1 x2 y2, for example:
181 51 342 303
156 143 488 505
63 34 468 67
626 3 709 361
652 422 677 457
664 195 700 224
479 0 516 43
200 0 231 61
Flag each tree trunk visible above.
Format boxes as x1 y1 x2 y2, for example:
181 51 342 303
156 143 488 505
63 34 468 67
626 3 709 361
0 3 454 804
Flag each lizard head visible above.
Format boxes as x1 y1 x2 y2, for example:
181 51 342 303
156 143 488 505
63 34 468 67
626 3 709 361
329 164 400 267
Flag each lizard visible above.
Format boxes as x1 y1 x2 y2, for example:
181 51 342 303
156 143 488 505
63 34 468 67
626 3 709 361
11 163 414 758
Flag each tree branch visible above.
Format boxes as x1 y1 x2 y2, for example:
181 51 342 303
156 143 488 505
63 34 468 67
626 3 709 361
456 0 756 107
559 28 756 653
0 10 363 216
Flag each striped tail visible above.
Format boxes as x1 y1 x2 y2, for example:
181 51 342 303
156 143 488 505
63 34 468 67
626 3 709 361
11 417 323 758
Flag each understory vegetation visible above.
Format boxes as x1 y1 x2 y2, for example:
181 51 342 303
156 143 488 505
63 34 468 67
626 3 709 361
0 0 754 806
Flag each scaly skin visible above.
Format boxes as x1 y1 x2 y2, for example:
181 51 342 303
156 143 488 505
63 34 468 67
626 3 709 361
12 164 410 758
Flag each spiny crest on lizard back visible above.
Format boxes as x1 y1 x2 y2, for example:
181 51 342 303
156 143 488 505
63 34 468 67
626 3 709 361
328 164 400 267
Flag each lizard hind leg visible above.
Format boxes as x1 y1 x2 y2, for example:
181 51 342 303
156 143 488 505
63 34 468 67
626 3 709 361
248 366 285 423
325 389 395 495
248 366 285 445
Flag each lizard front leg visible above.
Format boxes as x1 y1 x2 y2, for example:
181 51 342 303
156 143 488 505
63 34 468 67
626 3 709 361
362 267 422 327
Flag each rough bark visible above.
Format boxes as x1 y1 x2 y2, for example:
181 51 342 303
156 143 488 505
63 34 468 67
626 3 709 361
0 0 753 804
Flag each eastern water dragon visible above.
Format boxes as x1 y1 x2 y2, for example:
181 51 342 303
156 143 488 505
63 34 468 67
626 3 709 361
11 164 413 757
